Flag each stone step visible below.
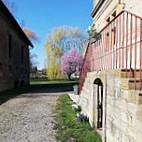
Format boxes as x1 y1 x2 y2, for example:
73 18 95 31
121 69 133 78
138 92 142 104
127 90 140 104
121 69 142 78
139 92 142 103
121 78 142 90
128 79 142 90
133 70 142 78
121 78 130 90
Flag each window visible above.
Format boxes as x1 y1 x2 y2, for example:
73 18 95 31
8 34 12 59
112 11 116 18
106 17 110 23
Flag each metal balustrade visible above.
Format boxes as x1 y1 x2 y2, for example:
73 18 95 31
79 10 142 94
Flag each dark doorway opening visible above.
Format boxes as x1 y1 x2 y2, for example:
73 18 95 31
94 78 103 128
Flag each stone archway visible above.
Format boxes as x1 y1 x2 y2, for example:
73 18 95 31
93 78 103 128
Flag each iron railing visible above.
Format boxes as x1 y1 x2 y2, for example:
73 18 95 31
79 10 142 94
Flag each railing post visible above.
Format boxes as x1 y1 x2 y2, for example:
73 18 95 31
113 20 115 69
126 12 128 76
130 14 133 77
134 17 137 89
116 18 118 69
140 20 142 92
122 12 125 68
110 23 112 69
119 14 121 68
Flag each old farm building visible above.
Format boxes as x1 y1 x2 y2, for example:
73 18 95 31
77 0 142 142
0 1 33 92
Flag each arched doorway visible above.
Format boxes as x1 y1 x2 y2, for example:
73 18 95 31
94 78 103 128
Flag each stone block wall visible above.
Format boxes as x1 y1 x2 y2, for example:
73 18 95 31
0 10 30 92
79 69 142 142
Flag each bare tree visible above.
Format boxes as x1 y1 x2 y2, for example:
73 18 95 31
23 28 39 42
51 26 87 53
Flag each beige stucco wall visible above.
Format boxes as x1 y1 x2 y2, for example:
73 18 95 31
93 0 122 32
79 69 142 142
0 10 30 92
91 0 142 71
93 0 100 8
93 0 142 32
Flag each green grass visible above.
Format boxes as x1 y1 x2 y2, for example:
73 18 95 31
30 78 78 85
29 78 78 92
55 94 102 142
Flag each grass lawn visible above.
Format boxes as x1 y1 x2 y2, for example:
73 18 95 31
29 78 78 92
30 78 78 85
55 94 102 142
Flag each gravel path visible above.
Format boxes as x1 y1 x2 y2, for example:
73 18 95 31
0 92 69 142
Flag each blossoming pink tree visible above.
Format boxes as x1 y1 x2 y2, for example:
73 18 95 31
61 49 83 80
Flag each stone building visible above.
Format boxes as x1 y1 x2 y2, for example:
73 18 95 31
77 0 142 142
0 1 33 92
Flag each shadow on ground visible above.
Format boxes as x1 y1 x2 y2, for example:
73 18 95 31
0 82 77 105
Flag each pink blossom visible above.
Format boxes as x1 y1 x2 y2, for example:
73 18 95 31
61 49 83 79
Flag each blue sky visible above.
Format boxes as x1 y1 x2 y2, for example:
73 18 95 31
13 0 93 69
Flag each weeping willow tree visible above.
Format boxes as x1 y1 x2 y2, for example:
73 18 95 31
45 26 87 79
45 40 63 79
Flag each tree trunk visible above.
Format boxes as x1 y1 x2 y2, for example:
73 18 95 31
68 74 71 80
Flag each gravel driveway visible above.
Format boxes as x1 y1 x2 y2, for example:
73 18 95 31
0 92 68 142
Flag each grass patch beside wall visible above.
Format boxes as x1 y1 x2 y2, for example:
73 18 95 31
55 94 102 142
30 78 78 85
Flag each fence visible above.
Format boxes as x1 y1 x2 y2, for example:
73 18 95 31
79 10 142 94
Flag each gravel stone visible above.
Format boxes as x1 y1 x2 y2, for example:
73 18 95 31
0 92 67 142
